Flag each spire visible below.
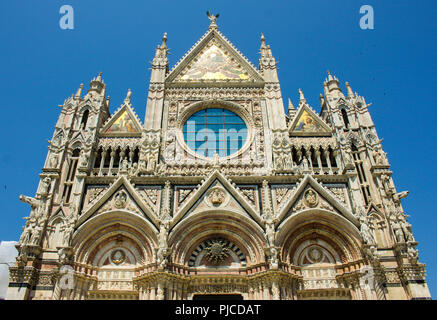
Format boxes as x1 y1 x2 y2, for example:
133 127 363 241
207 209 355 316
161 32 167 48
299 88 306 104
260 33 267 49
88 72 106 95
153 33 168 61
345 81 354 97
319 93 325 106
74 83 83 99
259 33 272 57
288 98 295 111
324 70 342 96
124 89 132 104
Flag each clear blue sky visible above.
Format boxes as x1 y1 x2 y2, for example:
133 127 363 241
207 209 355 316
0 0 436 297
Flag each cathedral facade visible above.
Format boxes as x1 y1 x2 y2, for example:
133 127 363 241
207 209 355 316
7 17 431 300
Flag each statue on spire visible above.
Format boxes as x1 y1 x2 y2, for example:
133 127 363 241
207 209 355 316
206 11 219 28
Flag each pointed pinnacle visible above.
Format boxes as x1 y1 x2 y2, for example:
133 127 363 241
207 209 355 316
124 89 132 103
298 88 306 101
75 83 84 98
345 82 354 97
261 33 266 47
288 98 295 110
162 32 167 47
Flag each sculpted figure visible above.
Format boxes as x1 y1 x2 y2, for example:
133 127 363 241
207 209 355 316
51 133 63 147
16 253 28 268
128 162 138 176
19 195 41 219
113 191 127 209
19 217 36 244
304 189 318 207
30 221 44 245
267 247 279 269
400 219 414 242
147 154 156 172
121 158 129 171
302 156 309 171
80 151 89 167
49 154 59 168
343 147 353 165
373 146 386 165
63 221 75 247
40 177 52 197
158 219 170 249
156 220 170 269
360 217 375 245
407 245 418 262
264 215 276 247
283 154 292 170
373 148 382 165
390 216 405 243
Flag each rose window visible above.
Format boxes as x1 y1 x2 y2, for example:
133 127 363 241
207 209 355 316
183 108 247 157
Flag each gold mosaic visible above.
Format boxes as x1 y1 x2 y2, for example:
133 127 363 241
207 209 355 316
180 45 250 80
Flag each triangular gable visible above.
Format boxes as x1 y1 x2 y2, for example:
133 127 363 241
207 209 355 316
69 131 87 146
187 180 254 221
289 105 331 136
48 207 67 225
171 170 262 227
276 175 359 227
100 104 142 137
166 29 264 84
77 176 159 229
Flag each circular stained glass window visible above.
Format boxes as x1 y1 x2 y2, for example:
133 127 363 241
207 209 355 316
183 108 248 158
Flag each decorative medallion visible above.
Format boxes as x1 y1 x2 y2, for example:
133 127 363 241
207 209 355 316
307 247 324 263
303 189 318 208
205 186 229 208
205 240 230 263
210 189 225 206
111 249 126 265
113 190 128 209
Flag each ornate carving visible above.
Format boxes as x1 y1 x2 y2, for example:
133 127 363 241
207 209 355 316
205 240 230 263
205 186 229 208
111 249 126 265
303 189 318 208
209 188 225 206
113 190 128 209
385 270 400 284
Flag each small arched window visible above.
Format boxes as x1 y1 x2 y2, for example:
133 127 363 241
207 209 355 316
62 148 81 203
341 108 349 128
80 110 89 129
